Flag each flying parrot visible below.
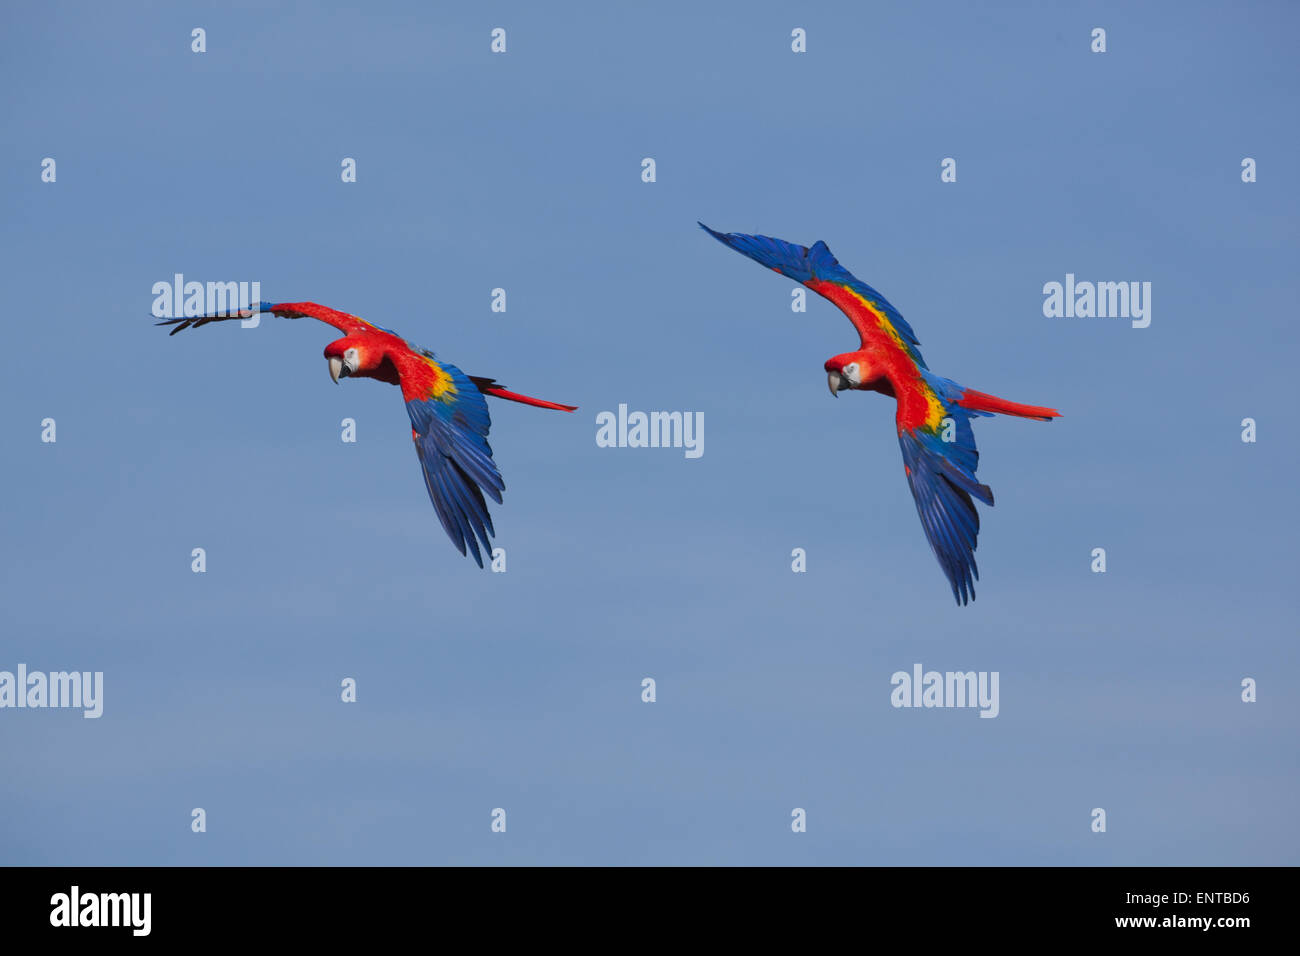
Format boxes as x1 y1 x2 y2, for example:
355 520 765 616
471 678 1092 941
158 301 576 567
700 225 1060 605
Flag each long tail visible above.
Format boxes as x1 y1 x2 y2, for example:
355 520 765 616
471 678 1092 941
470 376 577 412
956 387 1060 421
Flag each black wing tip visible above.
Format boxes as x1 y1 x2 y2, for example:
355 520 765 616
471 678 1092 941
951 581 976 606
155 317 189 335
950 558 981 605
154 306 266 336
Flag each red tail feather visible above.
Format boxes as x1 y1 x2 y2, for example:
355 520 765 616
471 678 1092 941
470 376 576 411
958 388 1059 421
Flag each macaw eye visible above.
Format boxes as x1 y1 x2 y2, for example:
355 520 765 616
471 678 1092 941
845 363 858 377
345 348 359 363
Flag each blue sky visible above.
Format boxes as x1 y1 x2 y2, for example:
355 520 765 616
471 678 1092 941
1 0 1296 865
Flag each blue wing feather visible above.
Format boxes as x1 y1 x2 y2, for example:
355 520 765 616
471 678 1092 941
405 359 505 568
899 373 996 605
698 223 927 367
900 431 985 606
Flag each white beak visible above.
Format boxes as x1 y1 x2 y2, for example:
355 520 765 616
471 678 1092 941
328 355 344 384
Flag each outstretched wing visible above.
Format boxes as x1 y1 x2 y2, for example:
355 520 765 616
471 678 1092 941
699 224 928 368
157 301 381 337
391 348 505 568
896 371 995 605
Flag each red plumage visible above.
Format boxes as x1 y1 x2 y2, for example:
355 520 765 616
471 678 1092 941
956 389 1060 421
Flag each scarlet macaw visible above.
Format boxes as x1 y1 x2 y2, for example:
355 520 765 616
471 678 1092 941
159 301 575 567
701 225 1060 605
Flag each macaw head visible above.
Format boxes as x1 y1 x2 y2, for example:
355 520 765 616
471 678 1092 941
324 336 380 383
824 351 873 397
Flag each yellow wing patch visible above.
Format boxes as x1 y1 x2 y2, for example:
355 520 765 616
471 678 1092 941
837 284 911 355
831 283 945 430
423 356 458 401
921 386 946 430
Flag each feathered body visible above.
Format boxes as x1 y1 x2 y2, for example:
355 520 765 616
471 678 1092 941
701 225 1059 605
159 301 575 566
